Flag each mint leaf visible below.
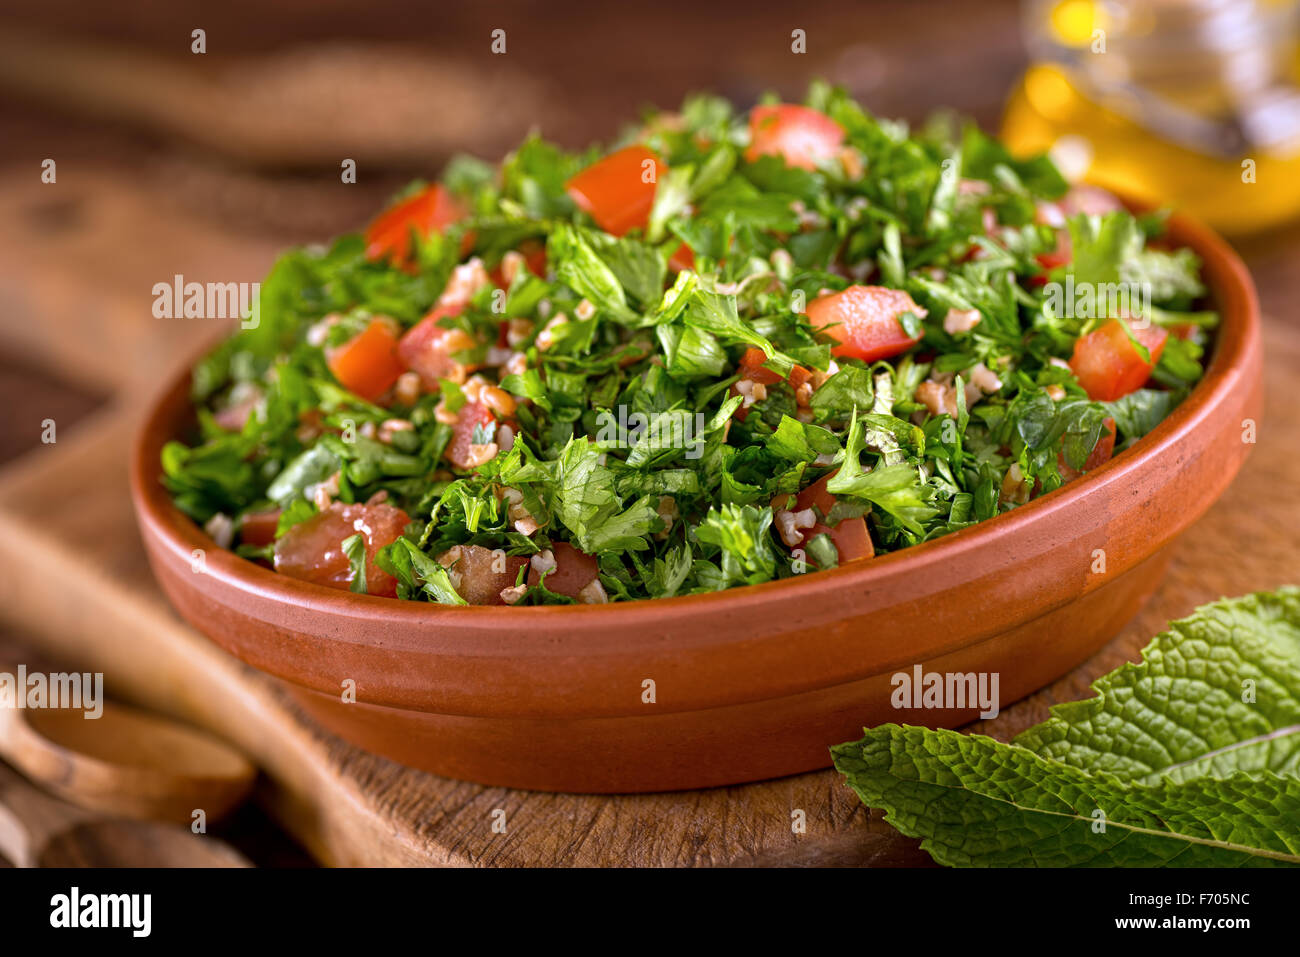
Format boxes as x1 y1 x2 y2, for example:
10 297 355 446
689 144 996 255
832 588 1300 867
1015 589 1300 783
832 725 1300 866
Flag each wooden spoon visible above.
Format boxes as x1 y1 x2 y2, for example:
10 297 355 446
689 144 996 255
0 683 255 826
0 763 248 867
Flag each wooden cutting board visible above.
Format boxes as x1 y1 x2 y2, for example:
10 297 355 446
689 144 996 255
0 168 1297 865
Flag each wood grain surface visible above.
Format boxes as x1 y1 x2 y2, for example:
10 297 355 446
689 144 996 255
0 168 1294 864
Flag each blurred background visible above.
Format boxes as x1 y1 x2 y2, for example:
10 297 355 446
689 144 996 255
0 0 1297 867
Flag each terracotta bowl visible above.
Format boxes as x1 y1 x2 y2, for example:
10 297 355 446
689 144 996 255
131 210 1261 793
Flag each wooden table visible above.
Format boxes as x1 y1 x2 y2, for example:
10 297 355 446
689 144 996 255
0 0 1297 866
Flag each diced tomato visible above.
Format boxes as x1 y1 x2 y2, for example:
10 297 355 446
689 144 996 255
775 473 873 565
398 307 476 390
738 351 782 385
746 104 845 171
238 509 282 548
527 542 600 599
327 318 407 401
444 401 499 471
806 285 928 362
401 258 491 383
1083 417 1118 470
796 474 873 564
565 146 664 237
1058 417 1116 483
813 514 873 566
364 184 470 268
1068 319 1168 401
669 242 695 273
273 502 411 598
437 544 528 605
736 347 808 389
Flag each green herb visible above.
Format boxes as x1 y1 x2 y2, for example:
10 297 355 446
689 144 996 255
832 589 1300 867
340 533 368 595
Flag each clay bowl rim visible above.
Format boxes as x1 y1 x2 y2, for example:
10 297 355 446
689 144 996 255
131 207 1259 655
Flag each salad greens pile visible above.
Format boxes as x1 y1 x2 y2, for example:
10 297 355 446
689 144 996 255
833 588 1300 867
162 82 1217 604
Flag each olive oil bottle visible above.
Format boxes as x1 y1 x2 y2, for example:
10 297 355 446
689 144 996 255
1002 0 1300 234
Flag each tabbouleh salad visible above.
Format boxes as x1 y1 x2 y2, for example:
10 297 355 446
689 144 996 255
162 83 1218 606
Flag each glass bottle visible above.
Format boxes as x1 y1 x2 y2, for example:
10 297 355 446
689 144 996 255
1003 0 1300 234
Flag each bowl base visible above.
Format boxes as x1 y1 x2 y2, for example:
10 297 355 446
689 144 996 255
287 546 1172 793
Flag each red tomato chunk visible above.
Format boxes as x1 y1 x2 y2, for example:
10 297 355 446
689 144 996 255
806 285 927 362
273 502 412 598
565 146 664 237
746 104 845 170
327 318 407 402
1068 319 1167 401
364 183 469 268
